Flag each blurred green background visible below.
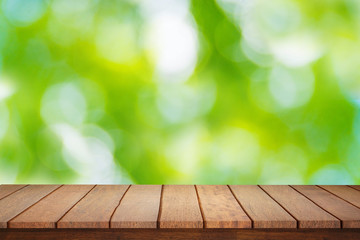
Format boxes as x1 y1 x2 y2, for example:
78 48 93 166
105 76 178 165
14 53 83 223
0 0 359 184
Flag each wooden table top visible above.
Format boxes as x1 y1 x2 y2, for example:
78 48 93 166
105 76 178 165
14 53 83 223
0 185 360 229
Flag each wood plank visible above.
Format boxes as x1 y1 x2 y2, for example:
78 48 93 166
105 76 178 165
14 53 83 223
292 185 360 228
159 185 203 228
230 185 296 228
57 185 129 228
320 185 360 209
350 186 360 191
0 185 61 228
0 185 27 200
196 185 251 228
260 185 339 228
111 185 161 228
9 185 94 228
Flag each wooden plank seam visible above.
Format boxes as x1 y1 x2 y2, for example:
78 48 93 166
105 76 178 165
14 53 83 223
0 185 28 201
7 185 63 228
348 186 360 192
108 185 131 228
57 185 130 228
194 185 206 229
227 185 254 228
289 185 343 228
318 186 360 211
159 185 203 228
196 185 251 228
1 185 360 230
55 185 97 228
156 185 164 229
258 185 300 228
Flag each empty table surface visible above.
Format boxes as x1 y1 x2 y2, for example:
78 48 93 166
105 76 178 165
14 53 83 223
0 185 360 229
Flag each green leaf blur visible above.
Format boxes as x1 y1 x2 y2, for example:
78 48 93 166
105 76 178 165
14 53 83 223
0 0 359 184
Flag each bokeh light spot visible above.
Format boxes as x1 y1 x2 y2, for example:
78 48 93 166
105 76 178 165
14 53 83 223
165 125 206 176
146 13 198 82
0 103 9 141
270 33 323 68
41 82 87 126
47 0 95 46
96 18 137 64
52 123 121 183
156 80 216 124
2 0 47 27
269 65 314 109
0 77 15 101
0 0 359 184
309 165 354 184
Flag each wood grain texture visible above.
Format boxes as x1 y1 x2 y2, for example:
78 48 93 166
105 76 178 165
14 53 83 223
196 185 251 228
2 184 360 231
230 185 296 228
292 185 360 228
0 185 61 228
9 185 94 228
320 185 360 209
1 229 360 240
159 185 203 228
260 185 340 228
111 185 161 228
57 185 129 229
0 185 27 200
350 186 360 192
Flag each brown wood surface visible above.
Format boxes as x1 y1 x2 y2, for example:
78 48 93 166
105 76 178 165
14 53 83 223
9 185 94 228
159 185 203 228
0 185 27 200
320 185 360 209
292 185 360 228
1 185 360 230
0 185 61 228
196 185 251 228
260 185 340 228
230 185 296 228
111 185 161 228
349 185 360 191
57 185 129 228
1 229 360 240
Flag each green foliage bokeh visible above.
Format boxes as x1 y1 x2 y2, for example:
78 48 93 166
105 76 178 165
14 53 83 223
0 0 359 184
